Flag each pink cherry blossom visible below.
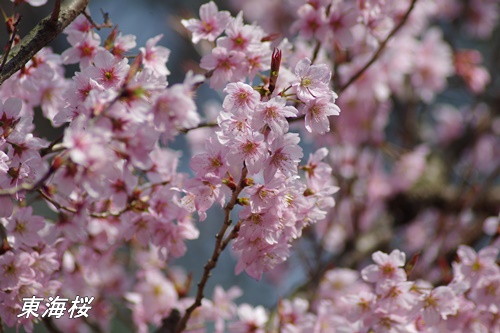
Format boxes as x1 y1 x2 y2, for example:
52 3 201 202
86 50 129 88
361 249 407 286
226 131 267 175
61 31 102 68
140 35 171 77
217 12 264 52
420 286 459 326
292 58 331 102
252 96 298 134
200 47 246 89
181 1 231 44
3 207 44 247
264 133 303 182
291 4 327 40
301 93 340 134
223 82 261 113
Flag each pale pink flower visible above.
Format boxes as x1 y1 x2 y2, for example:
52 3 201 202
454 49 490 94
217 108 253 143
361 249 407 285
469 273 500 307
411 28 453 103
229 304 268 333
134 268 178 318
4 207 44 247
264 133 303 182
140 34 171 77
245 176 284 211
211 286 242 333
86 49 129 88
457 244 500 283
301 93 340 134
376 280 417 313
0 151 9 174
64 15 93 35
0 98 22 138
112 33 137 57
420 286 459 326
323 1 358 47
151 84 200 132
217 12 263 52
252 96 298 134
183 176 225 221
181 1 231 44
391 145 429 192
226 131 267 175
223 82 261 113
341 291 376 322
463 0 499 39
291 4 327 40
303 148 332 192
0 251 35 289
278 298 316 332
190 137 229 179
200 47 246 89
61 31 102 68
293 58 331 102
246 45 272 80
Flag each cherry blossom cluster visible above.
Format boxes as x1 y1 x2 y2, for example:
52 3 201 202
160 243 500 332
179 1 342 282
0 0 499 332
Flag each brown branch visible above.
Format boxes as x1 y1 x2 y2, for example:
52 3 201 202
175 167 249 333
38 188 131 219
337 0 418 94
221 219 243 251
50 0 62 23
0 0 90 85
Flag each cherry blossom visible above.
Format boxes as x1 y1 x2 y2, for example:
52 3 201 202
181 1 231 44
292 58 331 102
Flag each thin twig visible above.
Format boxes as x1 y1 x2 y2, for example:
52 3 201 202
175 167 249 333
337 0 418 94
50 0 62 23
178 121 217 134
0 0 90 85
220 219 243 251
0 165 56 196
83 10 112 30
0 14 21 73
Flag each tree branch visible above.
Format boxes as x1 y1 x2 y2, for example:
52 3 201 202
337 0 418 94
175 167 248 333
0 0 90 85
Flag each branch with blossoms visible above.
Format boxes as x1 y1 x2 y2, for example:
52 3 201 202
0 0 90 85
1 0 500 333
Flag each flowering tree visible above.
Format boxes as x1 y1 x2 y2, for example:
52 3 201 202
1 0 499 332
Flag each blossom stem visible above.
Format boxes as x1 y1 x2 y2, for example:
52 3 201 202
50 0 61 23
0 165 57 196
178 121 218 133
338 0 418 94
0 14 21 73
176 167 248 333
